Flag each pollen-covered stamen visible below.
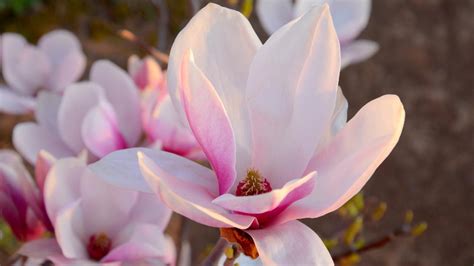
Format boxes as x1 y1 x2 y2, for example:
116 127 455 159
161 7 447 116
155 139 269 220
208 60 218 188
87 232 112 261
236 168 272 196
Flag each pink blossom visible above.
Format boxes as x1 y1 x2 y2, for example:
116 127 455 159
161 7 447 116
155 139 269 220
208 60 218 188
91 3 404 264
130 55 204 160
256 0 379 68
19 157 174 265
128 55 166 93
0 150 54 241
13 60 142 164
0 30 86 114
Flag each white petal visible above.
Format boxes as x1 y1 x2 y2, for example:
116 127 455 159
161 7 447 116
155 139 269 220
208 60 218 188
246 4 340 187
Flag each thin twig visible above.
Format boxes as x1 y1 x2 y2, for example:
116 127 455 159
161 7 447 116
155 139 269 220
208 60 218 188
201 238 228 266
223 245 241 266
189 0 200 14
176 216 190 266
116 29 169 64
150 0 169 51
332 227 409 261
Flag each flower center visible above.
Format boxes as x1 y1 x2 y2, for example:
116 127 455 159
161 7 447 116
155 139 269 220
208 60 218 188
87 232 112 261
236 168 272 196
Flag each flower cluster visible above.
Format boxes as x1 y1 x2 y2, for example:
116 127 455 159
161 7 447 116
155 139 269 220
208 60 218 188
0 2 405 265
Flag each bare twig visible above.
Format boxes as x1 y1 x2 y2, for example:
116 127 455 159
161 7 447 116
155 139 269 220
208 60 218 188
223 245 241 266
116 29 169 64
189 0 201 14
150 0 170 51
201 238 228 266
332 227 409 262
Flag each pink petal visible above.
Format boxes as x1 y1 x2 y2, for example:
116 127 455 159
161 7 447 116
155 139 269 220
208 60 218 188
38 30 85 92
0 150 48 233
15 45 51 95
212 171 316 225
44 158 84 222
58 82 103 153
79 166 138 237
89 148 157 193
126 193 172 231
90 60 141 147
34 150 56 197
246 4 340 188
35 91 61 130
47 50 86 92
1 33 36 95
315 87 348 153
146 95 200 157
138 151 255 229
82 101 127 158
247 221 333 265
18 238 63 259
167 3 261 174
54 199 88 259
128 55 164 91
275 95 405 224
0 86 35 114
341 40 379 68
179 50 236 194
13 122 74 164
103 224 174 264
256 0 294 34
37 29 82 66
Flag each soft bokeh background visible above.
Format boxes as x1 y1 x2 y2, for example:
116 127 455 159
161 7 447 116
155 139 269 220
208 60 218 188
0 0 472 265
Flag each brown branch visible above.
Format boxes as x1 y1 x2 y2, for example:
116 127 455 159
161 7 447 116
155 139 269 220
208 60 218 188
188 0 201 14
201 238 228 266
223 245 241 266
116 29 169 64
150 0 170 51
332 227 409 262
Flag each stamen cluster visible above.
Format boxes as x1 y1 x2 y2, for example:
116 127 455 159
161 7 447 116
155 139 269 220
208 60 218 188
236 169 272 196
87 233 112 261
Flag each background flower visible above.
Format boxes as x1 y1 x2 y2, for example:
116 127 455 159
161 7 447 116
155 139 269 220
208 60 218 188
19 157 175 265
256 0 379 68
0 29 85 114
0 150 54 241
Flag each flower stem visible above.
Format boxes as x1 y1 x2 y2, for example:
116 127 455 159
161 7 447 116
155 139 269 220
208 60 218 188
332 227 409 261
201 238 228 266
223 245 241 266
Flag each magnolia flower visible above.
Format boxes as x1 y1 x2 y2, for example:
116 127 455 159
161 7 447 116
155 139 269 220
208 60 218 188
18 156 175 265
257 0 378 68
130 55 204 159
13 60 142 164
128 55 166 93
91 3 404 265
0 150 54 241
0 30 85 114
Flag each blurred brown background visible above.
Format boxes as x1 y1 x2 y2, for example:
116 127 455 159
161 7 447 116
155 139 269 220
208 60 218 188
0 0 473 265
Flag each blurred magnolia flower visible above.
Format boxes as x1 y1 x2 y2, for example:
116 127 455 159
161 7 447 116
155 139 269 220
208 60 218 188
130 55 204 159
13 60 142 164
128 55 166 93
18 157 175 265
13 58 202 165
0 150 54 241
257 0 378 68
92 3 404 265
0 30 86 114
